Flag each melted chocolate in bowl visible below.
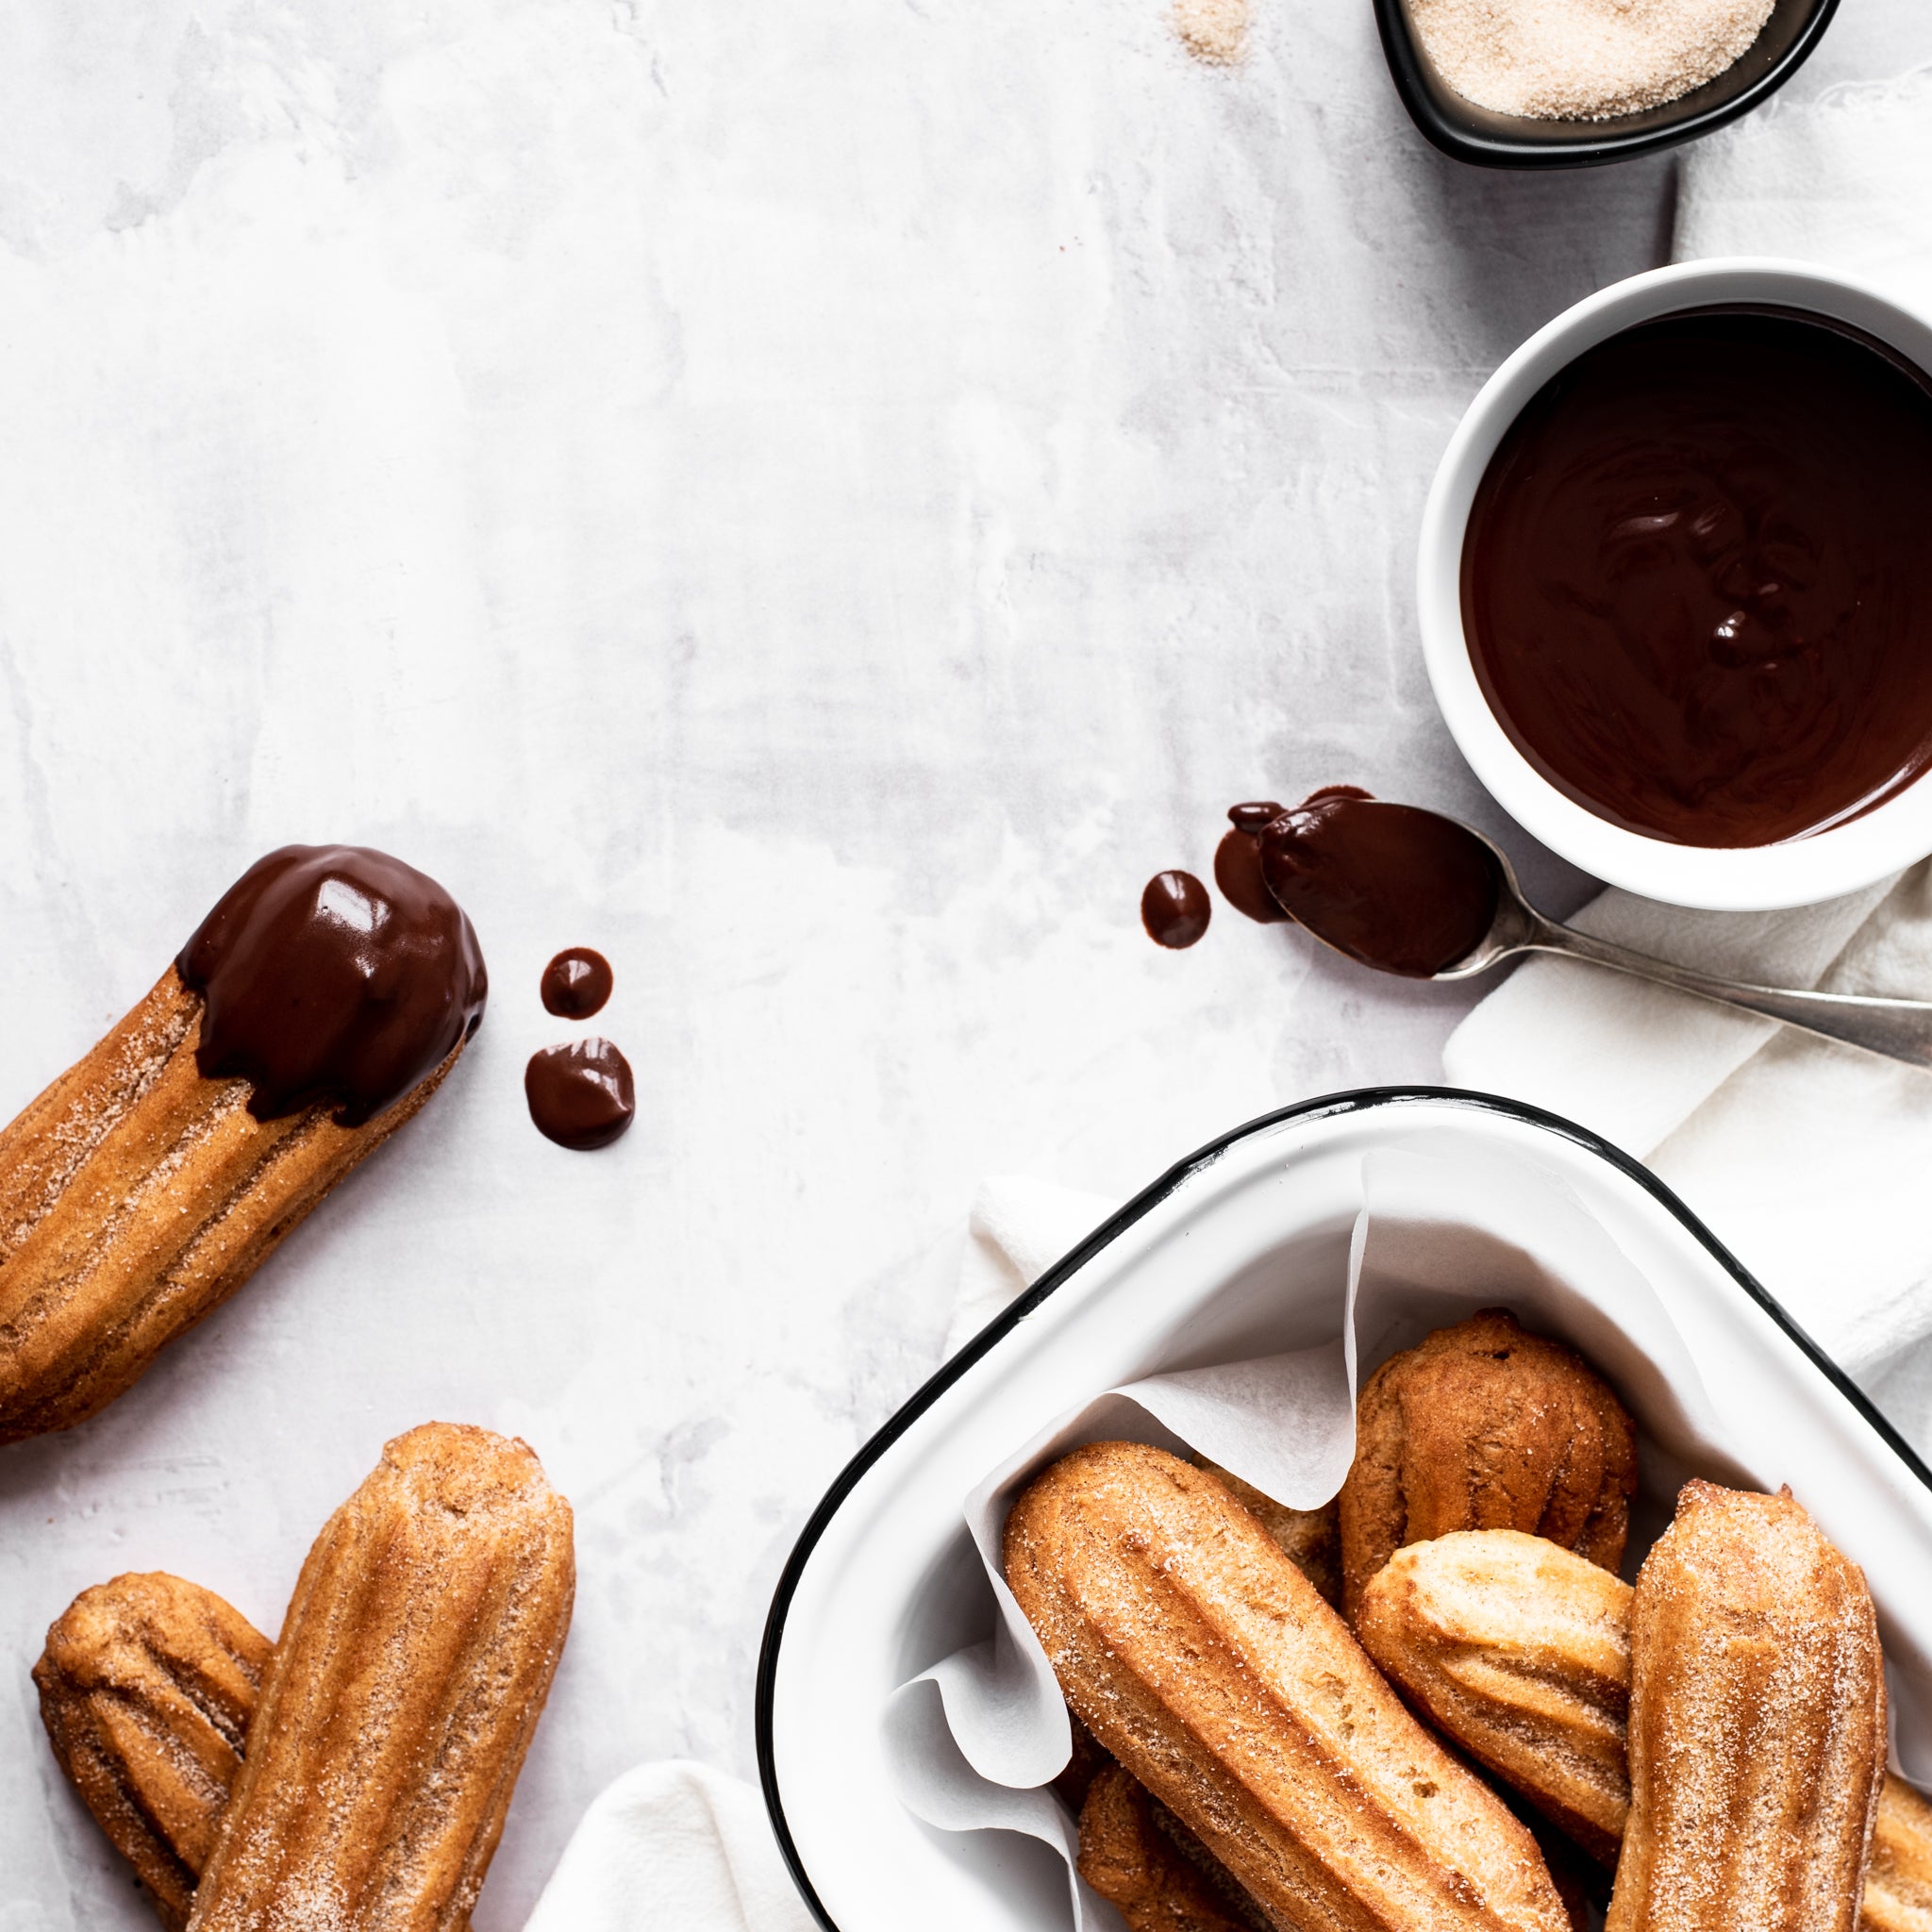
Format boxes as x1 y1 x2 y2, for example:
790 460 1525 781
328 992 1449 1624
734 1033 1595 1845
1463 308 1932 848
1257 797 1500 977
178 845 488 1124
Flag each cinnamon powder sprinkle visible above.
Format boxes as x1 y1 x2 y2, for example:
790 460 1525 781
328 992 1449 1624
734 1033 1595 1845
1410 0 1775 121
1174 0 1249 65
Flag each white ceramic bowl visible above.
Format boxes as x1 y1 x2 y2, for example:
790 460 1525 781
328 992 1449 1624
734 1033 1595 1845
1418 258 1932 911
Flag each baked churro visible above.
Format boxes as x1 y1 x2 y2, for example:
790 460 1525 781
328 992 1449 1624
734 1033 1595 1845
34 1573 272 1930
1005 1441 1571 1932
1077 1762 1270 1932
1339 1308 1637 1617
0 846 485 1443
1197 1457 1341 1607
186 1423 573 1932
1608 1481 1884 1932
1357 1528 1632 1863
1864 1774 1932 1932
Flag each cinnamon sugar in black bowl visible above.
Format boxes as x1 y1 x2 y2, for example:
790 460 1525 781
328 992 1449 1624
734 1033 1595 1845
1374 0 1840 169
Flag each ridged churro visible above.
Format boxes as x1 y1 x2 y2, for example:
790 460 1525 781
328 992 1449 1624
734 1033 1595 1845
1005 1441 1571 1932
1865 1774 1932 1932
0 847 485 1443
1197 1458 1341 1607
1357 1529 1633 1863
186 1423 573 1932
1339 1309 1637 1617
33 1573 272 1931
1078 1762 1271 1932
1607 1482 1884 1932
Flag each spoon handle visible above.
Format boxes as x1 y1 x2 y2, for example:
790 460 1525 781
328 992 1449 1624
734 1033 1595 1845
1529 921 1932 1071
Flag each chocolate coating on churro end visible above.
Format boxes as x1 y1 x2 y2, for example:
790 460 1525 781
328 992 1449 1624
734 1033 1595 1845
178 845 487 1125
1608 1482 1884 1932
1339 1308 1637 1618
34 1573 272 1931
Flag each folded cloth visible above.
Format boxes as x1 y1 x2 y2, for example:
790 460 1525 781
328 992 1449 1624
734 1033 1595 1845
523 1760 821 1932
1674 62 1932 315
1445 66 1932 1380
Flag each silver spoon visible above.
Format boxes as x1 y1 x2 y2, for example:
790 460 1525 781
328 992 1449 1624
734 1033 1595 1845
1427 823 1932 1070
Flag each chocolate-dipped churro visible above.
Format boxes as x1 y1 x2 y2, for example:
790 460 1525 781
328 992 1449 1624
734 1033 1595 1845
0 846 485 1442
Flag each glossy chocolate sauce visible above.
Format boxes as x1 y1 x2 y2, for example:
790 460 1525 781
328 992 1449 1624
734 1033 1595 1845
525 1039 636 1150
178 845 488 1124
1141 870 1211 949
541 947 613 1019
1214 803 1291 924
1464 308 1932 846
1257 797 1499 977
1216 790 1375 924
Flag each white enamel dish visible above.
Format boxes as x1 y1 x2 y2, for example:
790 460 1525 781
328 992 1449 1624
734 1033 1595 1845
757 1088 1932 1932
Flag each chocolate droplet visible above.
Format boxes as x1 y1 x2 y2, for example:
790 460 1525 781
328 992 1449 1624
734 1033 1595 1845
525 1039 636 1150
1215 806 1292 925
1141 871 1211 949
541 947 613 1019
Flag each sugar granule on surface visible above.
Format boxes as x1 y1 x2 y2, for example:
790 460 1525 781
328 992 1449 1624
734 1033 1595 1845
1174 0 1249 65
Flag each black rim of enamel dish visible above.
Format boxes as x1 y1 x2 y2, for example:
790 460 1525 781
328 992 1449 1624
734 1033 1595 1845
754 1082 1932 1931
1372 0 1841 169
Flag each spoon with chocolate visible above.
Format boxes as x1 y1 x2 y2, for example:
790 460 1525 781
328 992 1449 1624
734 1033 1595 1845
1254 793 1932 1069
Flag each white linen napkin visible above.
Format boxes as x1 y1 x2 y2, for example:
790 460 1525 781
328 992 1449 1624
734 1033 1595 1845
1444 64 1932 1378
522 1760 821 1932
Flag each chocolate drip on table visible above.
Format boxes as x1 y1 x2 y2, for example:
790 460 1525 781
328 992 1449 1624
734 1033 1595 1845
1216 790 1375 925
178 845 488 1125
1141 871 1211 949
1215 804 1291 924
1257 797 1499 978
525 1039 636 1150
540 947 613 1019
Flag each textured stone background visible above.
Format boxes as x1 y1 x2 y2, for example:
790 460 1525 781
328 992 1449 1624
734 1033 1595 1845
1 1 1927 1924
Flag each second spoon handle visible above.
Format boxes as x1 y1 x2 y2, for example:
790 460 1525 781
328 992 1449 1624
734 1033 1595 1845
1527 920 1932 1071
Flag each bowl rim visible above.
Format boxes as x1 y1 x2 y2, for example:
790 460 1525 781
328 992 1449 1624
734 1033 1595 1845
1418 257 1932 911
1373 0 1841 169
753 1083 1932 1932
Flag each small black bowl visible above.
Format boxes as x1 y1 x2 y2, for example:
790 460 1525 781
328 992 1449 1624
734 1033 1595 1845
1374 0 1840 169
